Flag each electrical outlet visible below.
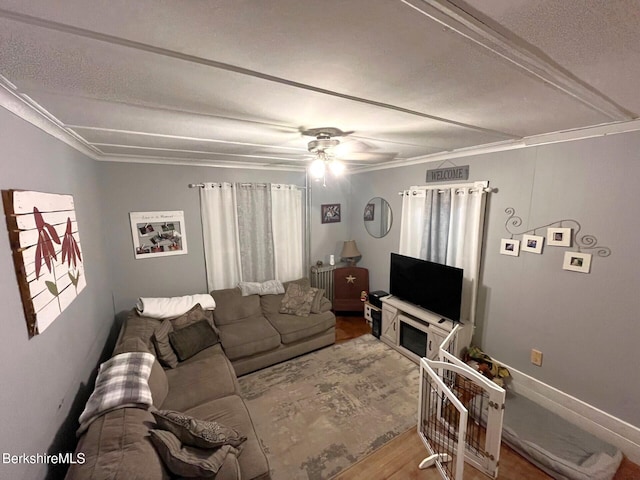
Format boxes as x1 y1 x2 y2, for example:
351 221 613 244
531 349 543 366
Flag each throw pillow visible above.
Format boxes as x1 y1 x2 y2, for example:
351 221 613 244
152 410 246 449
152 319 179 369
152 304 213 368
310 288 325 314
149 429 238 477
113 337 169 408
168 320 219 362
279 283 317 317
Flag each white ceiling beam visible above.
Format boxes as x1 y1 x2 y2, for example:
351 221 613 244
0 7 516 140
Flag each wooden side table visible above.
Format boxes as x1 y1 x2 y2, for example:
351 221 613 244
332 266 369 313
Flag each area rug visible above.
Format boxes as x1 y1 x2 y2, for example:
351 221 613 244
238 334 420 480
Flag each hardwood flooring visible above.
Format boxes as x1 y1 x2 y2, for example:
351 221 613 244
335 313 371 343
332 315 640 480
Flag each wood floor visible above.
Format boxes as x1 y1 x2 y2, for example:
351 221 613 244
333 315 640 480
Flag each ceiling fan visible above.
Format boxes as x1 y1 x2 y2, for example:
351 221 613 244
301 127 399 183
301 127 351 180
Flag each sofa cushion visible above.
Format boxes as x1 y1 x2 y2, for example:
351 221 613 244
149 429 238 478
162 344 239 412
211 287 262 325
217 316 280 360
169 320 219 361
185 395 270 480
152 409 246 448
65 408 170 480
264 310 336 344
114 337 169 409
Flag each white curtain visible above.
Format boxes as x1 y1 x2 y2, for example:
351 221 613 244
201 183 241 291
200 182 305 291
271 184 304 281
399 181 488 324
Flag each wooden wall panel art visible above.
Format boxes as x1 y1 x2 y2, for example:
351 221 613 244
3 190 87 337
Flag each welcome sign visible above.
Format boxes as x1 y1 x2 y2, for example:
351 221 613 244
426 165 470 182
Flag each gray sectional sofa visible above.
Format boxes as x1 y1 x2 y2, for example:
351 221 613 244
65 278 336 480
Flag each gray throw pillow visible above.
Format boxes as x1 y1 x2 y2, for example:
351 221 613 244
149 429 237 477
279 283 317 317
168 320 219 361
152 410 246 449
152 304 212 368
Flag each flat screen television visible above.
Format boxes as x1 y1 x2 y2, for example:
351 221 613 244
389 253 463 322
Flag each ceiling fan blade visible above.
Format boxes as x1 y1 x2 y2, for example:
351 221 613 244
336 151 399 162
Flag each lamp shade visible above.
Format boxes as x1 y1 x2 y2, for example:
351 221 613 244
341 240 361 259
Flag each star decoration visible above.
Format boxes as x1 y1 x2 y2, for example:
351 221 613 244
345 275 356 284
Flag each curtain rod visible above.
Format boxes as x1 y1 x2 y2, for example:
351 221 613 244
398 186 495 195
188 183 306 190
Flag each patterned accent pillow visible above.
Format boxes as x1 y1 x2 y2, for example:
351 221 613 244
78 352 155 427
152 410 247 449
310 288 325 314
238 279 285 296
149 429 238 477
279 283 318 317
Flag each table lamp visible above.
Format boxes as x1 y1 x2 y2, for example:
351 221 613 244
341 240 361 266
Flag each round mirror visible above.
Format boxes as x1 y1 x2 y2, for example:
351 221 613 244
364 197 393 238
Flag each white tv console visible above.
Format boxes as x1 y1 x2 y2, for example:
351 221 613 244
380 295 471 364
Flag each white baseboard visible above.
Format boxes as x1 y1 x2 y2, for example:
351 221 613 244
495 358 640 464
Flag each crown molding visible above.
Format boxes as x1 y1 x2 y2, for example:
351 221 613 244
0 76 101 160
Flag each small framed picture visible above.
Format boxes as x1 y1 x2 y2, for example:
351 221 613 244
521 234 544 254
563 251 592 273
500 238 520 256
321 204 341 224
547 227 572 247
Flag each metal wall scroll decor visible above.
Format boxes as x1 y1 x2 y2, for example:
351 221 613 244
2 190 87 337
500 207 611 274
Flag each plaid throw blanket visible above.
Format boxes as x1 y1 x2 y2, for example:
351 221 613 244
78 351 155 434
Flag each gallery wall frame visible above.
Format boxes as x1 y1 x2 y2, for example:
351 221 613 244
2 189 87 337
547 227 572 247
521 234 544 254
563 251 592 273
501 207 611 274
500 238 520 256
130 210 188 259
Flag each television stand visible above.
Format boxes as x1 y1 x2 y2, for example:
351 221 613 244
379 296 471 363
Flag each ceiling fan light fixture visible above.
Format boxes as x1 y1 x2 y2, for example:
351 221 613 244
328 159 345 175
309 158 326 179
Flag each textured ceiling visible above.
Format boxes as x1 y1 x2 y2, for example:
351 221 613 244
1 0 638 172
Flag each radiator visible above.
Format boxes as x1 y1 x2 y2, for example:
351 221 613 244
310 264 336 303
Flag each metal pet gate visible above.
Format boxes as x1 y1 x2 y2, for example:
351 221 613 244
418 325 506 480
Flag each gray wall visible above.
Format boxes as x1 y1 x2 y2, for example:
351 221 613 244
350 131 640 427
0 109 115 479
97 162 307 312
